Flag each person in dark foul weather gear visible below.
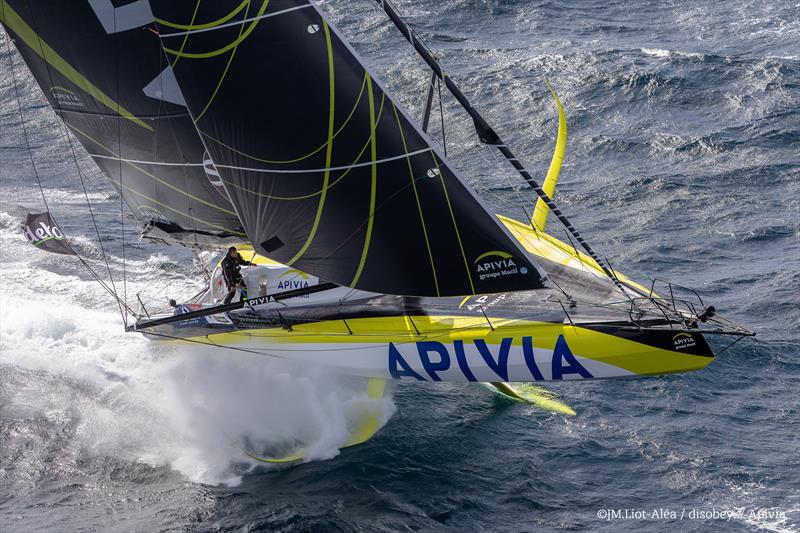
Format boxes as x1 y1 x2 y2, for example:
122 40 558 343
222 246 253 304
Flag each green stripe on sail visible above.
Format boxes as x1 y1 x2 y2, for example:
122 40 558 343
392 103 439 296
155 0 250 30
163 0 269 59
286 20 335 266
350 74 378 288
0 1 153 131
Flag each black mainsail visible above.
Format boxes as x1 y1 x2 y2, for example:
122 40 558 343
148 0 549 297
0 0 245 246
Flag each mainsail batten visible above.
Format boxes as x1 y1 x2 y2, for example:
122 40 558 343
0 0 246 245
149 0 549 296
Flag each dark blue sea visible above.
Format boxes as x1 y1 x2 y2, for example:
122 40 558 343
1 1 798 531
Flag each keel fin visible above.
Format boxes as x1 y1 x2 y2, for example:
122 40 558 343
531 81 567 232
487 382 576 416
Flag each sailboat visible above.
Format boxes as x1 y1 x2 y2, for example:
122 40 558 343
3 0 752 460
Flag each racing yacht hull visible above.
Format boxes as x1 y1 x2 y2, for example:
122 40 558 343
138 217 743 383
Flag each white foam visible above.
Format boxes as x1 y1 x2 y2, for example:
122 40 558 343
641 47 706 59
0 229 396 486
642 47 672 58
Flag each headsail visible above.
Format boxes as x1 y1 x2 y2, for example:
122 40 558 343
148 0 549 297
0 0 245 246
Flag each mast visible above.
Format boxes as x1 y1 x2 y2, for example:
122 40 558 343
370 0 630 296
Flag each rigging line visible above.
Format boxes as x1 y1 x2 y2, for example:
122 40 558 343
138 330 287 358
65 122 239 216
193 0 253 123
5 9 129 322
560 225 588 270
212 92 389 202
0 2 152 131
113 9 129 328
437 76 447 157
213 147 432 174
168 0 202 69
197 72 369 165
369 0 633 302
5 28 45 210
8 53 133 315
286 19 336 267
159 3 310 38
162 0 270 59
421 70 436 132
483 145 535 223
156 0 250 31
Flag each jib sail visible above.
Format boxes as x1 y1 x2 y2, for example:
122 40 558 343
149 0 549 296
0 0 245 246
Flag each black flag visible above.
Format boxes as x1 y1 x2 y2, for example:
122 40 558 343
21 212 75 255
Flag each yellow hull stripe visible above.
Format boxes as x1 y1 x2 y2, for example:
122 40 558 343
170 315 711 377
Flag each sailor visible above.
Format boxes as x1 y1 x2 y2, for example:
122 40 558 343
222 246 253 304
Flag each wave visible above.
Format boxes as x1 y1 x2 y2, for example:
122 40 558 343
641 47 709 60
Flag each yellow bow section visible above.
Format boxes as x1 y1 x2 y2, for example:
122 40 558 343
532 82 567 231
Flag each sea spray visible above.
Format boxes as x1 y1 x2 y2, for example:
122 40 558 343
0 280 396 486
160 348 396 484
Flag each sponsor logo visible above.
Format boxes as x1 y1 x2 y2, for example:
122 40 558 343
474 250 522 281
49 86 84 108
673 332 697 350
203 151 232 202
139 205 170 223
276 269 314 296
22 219 65 245
21 212 74 255
277 280 310 291
245 295 272 307
173 304 232 327
463 293 507 312
388 335 593 382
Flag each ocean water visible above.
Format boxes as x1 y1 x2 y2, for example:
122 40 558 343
1 0 799 531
